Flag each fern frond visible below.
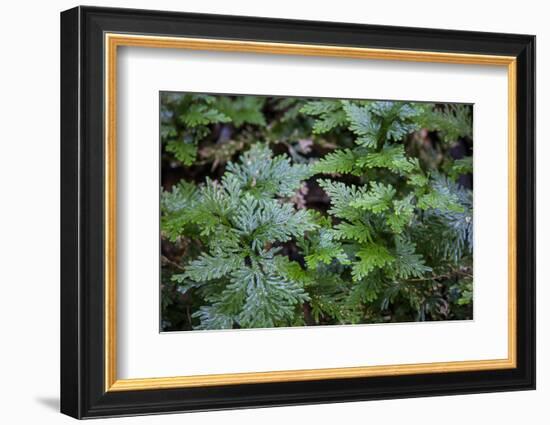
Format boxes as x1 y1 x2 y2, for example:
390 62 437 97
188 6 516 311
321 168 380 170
180 103 231 127
350 182 396 213
312 149 357 174
185 252 244 282
193 305 235 330
386 194 415 233
214 96 266 127
342 102 381 139
232 195 317 250
165 140 198 166
304 229 350 269
332 221 373 243
352 243 395 281
449 156 473 180
355 144 416 174
300 100 341 115
230 264 309 328
417 185 464 213
225 143 311 197
318 179 366 221
418 104 473 143
390 237 432 279
300 100 347 134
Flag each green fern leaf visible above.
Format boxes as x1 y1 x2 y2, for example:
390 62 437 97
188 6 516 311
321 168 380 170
312 149 357 174
449 157 473 180
185 252 244 282
386 194 415 233
332 221 373 243
417 189 464 213
230 265 309 328
418 104 472 143
390 237 432 279
193 306 235 330
311 110 347 134
300 100 341 115
304 229 350 269
215 96 266 127
351 182 396 213
300 100 347 134
355 144 416 174
165 140 198 166
225 144 310 197
318 179 366 221
342 102 381 138
352 243 395 281
180 104 231 127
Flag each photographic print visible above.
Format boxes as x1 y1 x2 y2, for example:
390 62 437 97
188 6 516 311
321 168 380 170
160 93 474 332
61 9 535 417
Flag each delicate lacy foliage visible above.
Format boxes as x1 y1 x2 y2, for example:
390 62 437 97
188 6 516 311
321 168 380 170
162 144 316 329
161 93 266 166
225 144 310 197
418 104 473 143
302 99 472 322
161 94 473 330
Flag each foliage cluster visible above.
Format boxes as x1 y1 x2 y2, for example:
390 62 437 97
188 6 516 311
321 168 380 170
160 92 473 331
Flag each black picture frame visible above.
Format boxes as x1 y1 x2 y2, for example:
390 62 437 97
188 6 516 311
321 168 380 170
61 5 535 419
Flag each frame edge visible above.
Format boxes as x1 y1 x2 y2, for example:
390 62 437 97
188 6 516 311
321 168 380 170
515 34 536 391
62 6 536 418
60 6 83 420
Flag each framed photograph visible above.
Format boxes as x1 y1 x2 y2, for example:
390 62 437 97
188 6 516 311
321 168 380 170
60 6 535 419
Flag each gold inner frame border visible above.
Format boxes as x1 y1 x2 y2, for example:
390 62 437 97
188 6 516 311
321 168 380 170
104 33 517 392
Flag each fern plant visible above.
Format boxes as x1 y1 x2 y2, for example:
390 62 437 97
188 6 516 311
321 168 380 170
161 93 267 166
162 144 317 329
161 93 474 330
302 99 473 322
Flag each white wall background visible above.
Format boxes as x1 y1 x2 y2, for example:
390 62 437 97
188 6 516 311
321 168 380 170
0 0 545 423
